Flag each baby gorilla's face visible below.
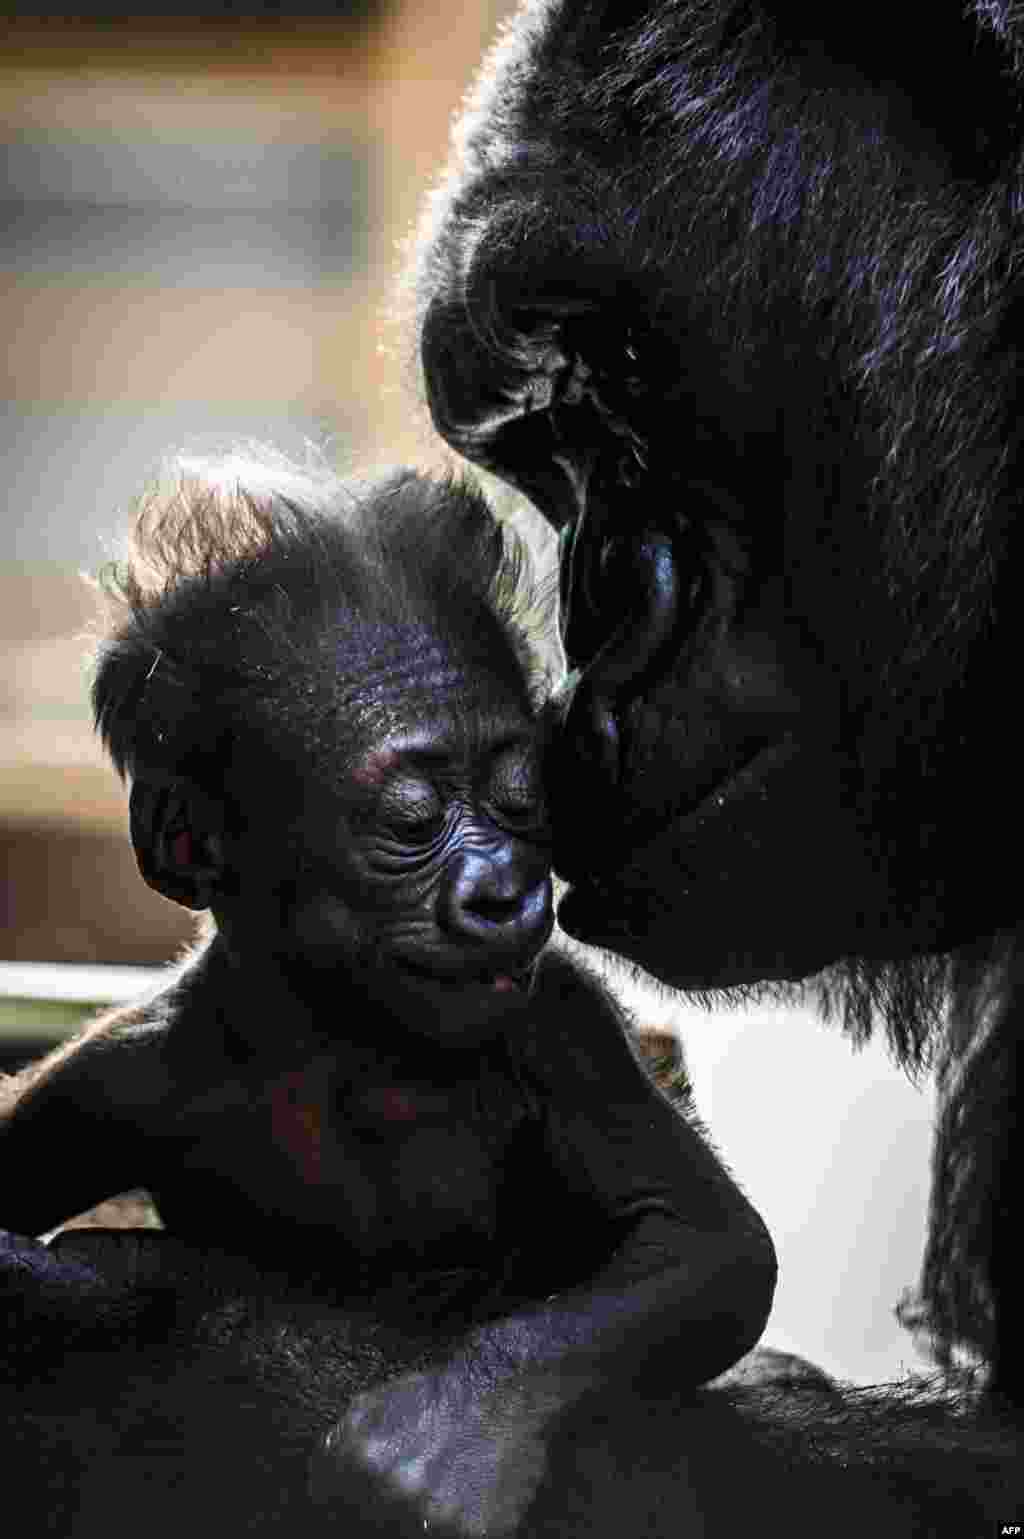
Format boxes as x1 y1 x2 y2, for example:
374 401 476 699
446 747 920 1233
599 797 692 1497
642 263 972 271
228 697 554 1042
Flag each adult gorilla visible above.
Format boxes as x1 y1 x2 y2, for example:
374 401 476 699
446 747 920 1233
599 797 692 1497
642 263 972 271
418 0 1022 1398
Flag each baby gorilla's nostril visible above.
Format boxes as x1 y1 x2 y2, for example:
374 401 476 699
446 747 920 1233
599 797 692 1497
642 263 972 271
467 894 523 924
448 861 553 957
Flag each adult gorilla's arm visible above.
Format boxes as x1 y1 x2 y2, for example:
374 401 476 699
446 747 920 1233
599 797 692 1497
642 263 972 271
418 0 1024 1016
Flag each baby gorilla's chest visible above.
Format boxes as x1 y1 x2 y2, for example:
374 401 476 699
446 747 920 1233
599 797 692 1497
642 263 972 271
274 1065 509 1257
161 1048 537 1269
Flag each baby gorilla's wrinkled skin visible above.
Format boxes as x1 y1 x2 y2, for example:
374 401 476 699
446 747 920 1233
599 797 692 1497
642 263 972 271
0 458 775 1536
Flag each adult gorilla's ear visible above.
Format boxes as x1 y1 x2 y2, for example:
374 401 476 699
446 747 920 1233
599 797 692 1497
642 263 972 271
129 775 229 911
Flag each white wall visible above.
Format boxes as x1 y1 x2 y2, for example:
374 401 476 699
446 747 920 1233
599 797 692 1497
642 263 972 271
613 975 937 1385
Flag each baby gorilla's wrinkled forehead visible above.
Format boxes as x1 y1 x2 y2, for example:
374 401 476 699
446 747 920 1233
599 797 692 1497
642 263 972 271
323 615 535 734
234 611 540 818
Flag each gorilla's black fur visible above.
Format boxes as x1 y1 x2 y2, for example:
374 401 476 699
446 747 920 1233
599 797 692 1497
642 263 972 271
416 0 1024 1402
0 1227 1018 1538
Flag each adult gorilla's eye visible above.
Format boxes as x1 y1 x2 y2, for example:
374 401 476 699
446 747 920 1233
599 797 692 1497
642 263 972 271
559 485 750 677
595 529 709 623
568 518 709 666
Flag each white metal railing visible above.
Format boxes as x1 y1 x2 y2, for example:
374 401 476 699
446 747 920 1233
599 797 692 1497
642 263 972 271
0 960 169 1042
0 960 167 1005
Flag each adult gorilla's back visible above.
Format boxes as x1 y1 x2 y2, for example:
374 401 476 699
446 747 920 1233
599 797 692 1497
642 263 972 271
417 1 1023 1397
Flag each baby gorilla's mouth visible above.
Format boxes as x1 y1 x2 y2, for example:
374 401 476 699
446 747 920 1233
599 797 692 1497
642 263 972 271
489 972 527 993
394 957 534 994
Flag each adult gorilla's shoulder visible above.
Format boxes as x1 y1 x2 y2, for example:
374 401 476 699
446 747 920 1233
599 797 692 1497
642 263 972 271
417 0 1024 1397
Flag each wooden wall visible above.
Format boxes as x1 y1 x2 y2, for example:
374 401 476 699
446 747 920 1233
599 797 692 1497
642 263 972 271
0 2 514 962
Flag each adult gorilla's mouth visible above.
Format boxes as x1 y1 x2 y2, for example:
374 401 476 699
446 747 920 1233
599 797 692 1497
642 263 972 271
552 733 866 990
553 737 774 924
561 734 790 869
555 869 832 991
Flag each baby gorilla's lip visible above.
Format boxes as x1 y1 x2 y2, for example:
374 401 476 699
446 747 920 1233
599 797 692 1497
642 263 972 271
394 956 535 993
490 972 525 992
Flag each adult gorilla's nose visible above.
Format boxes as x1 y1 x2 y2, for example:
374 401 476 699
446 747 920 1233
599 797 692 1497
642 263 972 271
444 850 553 960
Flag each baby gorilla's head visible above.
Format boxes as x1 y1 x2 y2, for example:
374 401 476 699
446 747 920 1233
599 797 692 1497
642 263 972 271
94 449 556 1038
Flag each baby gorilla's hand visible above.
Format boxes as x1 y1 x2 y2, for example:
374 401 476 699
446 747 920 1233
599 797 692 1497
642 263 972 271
310 1362 568 1537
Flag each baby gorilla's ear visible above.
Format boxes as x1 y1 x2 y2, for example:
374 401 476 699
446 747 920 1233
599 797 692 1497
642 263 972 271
129 776 228 911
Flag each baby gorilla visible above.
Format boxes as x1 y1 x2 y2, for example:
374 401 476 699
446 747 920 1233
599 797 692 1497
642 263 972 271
0 456 775 1531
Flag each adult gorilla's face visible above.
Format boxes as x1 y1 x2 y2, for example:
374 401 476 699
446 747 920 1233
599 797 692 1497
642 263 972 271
419 0 1022 999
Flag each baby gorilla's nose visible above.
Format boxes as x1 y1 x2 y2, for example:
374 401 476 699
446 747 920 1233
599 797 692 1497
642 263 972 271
445 850 553 962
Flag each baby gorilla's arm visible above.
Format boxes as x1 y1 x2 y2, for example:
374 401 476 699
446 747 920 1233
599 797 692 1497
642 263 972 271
0 1009 171 1239
502 948 775 1384
314 947 776 1535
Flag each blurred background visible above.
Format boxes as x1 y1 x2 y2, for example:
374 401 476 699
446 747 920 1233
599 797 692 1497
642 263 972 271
0 0 936 1386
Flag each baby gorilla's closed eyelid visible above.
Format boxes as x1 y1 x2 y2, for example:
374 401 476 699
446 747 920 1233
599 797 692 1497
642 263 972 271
376 776 446 837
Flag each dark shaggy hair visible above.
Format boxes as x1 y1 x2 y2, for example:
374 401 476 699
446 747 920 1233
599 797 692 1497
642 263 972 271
93 449 553 791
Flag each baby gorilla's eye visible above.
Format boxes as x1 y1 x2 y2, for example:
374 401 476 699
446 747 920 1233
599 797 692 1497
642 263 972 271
379 779 446 842
485 750 549 839
492 792 544 824
491 799 549 841
386 811 446 843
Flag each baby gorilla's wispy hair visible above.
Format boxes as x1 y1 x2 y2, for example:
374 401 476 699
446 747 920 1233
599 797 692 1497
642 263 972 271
93 448 554 789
